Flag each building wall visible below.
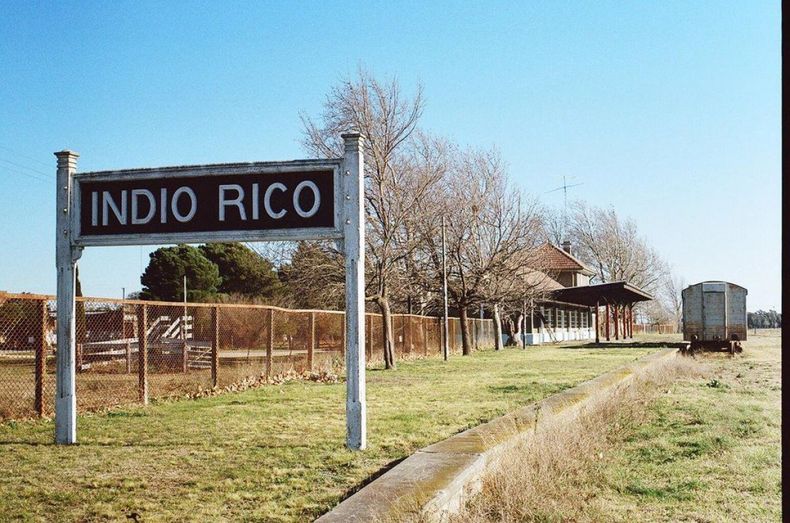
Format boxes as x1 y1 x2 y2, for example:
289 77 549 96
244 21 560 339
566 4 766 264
525 304 595 345
554 271 591 288
556 272 574 287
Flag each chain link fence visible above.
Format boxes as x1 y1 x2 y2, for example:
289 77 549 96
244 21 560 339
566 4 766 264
0 292 495 421
631 323 677 335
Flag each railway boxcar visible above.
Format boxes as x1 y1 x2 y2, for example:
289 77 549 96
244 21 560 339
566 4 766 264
682 281 747 353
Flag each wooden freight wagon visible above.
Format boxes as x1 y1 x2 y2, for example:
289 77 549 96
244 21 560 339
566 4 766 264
682 281 747 354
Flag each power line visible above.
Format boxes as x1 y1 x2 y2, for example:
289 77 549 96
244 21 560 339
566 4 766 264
0 157 53 178
0 144 53 169
0 165 50 184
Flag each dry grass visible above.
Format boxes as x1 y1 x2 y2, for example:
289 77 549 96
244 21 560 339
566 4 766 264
453 329 781 522
453 356 704 522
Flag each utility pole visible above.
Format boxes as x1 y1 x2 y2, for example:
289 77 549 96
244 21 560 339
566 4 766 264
441 216 449 361
183 275 187 341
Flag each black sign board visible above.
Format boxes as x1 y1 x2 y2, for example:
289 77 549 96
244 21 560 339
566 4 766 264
72 161 342 246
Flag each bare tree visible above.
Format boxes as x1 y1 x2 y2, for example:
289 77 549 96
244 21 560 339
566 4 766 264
662 270 684 332
414 146 547 354
301 67 439 369
567 201 668 293
541 206 566 246
278 241 346 310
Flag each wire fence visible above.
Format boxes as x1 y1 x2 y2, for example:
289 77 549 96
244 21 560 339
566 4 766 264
631 323 678 334
0 292 494 421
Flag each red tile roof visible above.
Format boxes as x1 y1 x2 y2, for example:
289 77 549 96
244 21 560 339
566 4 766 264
536 243 594 274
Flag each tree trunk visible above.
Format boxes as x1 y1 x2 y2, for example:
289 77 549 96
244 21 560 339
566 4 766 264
504 316 516 346
513 312 524 347
376 296 396 370
459 306 472 356
493 303 503 351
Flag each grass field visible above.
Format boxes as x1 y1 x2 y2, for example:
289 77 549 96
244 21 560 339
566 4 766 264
0 342 660 522
601 329 782 521
456 329 781 522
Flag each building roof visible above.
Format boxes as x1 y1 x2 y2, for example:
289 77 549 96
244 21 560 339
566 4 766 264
549 281 654 307
522 269 565 292
536 243 595 276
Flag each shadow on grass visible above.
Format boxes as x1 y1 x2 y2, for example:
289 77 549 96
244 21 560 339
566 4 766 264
335 455 409 503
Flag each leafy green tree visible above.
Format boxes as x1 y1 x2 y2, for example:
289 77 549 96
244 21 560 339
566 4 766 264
140 244 220 302
199 243 281 299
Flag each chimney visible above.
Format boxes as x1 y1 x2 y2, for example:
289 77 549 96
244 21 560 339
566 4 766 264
561 240 572 255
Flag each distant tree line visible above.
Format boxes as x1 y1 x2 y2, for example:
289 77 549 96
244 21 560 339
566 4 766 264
748 310 781 329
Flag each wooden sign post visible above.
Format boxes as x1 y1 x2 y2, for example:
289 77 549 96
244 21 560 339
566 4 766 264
54 133 367 449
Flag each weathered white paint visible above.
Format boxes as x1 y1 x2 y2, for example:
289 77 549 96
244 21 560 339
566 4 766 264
341 133 366 450
55 150 82 444
55 138 368 450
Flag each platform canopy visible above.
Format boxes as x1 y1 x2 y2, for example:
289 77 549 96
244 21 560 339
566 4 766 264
549 281 653 307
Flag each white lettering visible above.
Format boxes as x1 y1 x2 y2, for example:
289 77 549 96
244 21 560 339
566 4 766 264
160 188 168 223
264 182 287 219
171 187 197 223
102 190 127 226
91 192 98 226
131 189 156 225
218 184 246 222
293 181 320 218
252 183 259 220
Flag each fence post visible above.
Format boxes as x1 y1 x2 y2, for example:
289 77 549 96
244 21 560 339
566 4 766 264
422 317 428 356
308 312 315 372
35 298 47 417
436 317 441 355
211 306 219 388
404 316 410 354
125 341 132 374
340 313 346 357
266 309 274 380
137 304 148 404
181 310 189 373
365 316 372 361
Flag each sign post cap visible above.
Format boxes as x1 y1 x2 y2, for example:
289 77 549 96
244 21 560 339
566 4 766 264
54 150 80 158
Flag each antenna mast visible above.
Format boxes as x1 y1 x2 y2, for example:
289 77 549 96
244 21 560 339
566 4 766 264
546 176 583 238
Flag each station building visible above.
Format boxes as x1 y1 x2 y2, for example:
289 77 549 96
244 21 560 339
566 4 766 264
523 242 653 345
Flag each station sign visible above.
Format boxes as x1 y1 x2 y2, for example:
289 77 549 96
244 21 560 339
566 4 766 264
54 135 367 450
72 161 342 246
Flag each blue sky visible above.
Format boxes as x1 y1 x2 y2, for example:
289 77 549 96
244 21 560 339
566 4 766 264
0 1 781 311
